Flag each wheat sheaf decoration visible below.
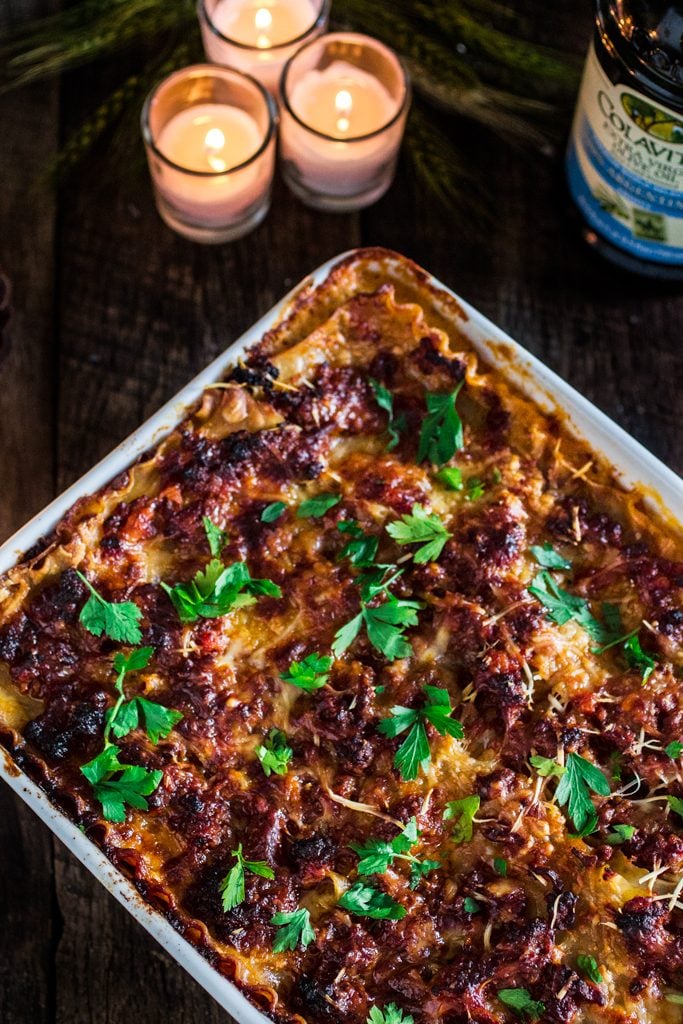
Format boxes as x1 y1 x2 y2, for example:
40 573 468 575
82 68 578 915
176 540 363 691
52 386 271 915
0 0 580 219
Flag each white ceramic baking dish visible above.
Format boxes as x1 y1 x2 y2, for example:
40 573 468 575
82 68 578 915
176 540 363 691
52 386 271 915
0 249 681 1022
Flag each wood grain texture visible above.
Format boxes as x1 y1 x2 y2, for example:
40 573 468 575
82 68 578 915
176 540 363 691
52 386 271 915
0 2 681 1022
0 1 58 1021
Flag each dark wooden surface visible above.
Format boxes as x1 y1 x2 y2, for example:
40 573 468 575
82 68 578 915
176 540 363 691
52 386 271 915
0 0 681 1020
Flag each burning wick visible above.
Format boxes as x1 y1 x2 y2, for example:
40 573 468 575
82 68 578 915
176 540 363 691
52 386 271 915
254 7 273 48
335 88 353 134
204 127 228 172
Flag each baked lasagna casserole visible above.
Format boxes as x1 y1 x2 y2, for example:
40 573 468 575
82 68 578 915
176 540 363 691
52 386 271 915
1 249 682 1024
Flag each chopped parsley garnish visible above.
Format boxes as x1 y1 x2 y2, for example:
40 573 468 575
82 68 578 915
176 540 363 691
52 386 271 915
367 1003 414 1024
494 857 508 877
465 477 485 501
297 493 341 518
256 728 292 777
350 816 440 888
529 754 565 779
379 685 463 781
386 504 452 563
529 542 571 571
528 571 608 643
463 896 481 914
593 620 657 683
668 795 683 819
435 466 463 491
80 744 162 823
338 882 406 920
202 515 228 556
605 824 635 845
281 653 332 692
337 520 379 567
76 570 142 644
417 383 465 467
666 741 683 759
497 988 545 1021
531 752 610 834
106 647 182 744
332 567 421 662
576 954 603 985
219 843 274 911
271 907 315 952
443 795 480 844
369 379 406 451
162 559 281 624
555 752 610 835
261 501 286 523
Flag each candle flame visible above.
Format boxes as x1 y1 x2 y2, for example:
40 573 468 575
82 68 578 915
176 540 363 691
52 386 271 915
334 89 353 134
204 127 228 172
254 7 272 48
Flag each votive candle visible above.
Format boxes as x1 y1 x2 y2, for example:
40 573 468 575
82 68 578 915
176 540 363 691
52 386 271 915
198 0 330 95
279 33 410 211
141 65 277 243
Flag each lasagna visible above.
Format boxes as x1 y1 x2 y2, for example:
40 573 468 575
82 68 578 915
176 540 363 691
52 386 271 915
0 249 682 1024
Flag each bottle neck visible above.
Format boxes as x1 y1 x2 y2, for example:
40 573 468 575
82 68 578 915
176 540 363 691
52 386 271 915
596 0 683 106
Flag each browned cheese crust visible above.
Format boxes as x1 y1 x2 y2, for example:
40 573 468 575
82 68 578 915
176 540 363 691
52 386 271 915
0 249 682 1024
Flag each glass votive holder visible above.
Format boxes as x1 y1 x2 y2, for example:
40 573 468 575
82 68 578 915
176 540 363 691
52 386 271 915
279 32 410 212
141 65 277 244
198 0 331 95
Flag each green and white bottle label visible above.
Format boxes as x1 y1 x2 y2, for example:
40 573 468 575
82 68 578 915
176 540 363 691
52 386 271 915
567 45 683 264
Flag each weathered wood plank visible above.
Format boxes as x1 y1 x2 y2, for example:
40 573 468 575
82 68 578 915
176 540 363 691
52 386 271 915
0 3 59 1023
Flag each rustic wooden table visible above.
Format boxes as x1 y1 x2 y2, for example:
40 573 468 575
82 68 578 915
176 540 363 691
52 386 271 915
0 0 681 1021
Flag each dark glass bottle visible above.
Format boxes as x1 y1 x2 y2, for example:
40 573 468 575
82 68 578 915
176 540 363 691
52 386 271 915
566 1 683 279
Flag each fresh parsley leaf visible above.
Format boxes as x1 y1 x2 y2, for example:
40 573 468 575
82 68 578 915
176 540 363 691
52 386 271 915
668 795 683 818
108 699 141 740
113 646 154 682
408 858 441 889
623 633 656 683
529 542 571 571
135 697 183 744
386 504 452 564
370 379 406 451
465 477 485 501
271 907 315 952
605 824 635 845
261 501 286 523
220 843 275 911
529 571 608 642
202 516 228 556
435 466 463 491
576 954 603 985
297 493 341 518
443 795 480 844
497 988 545 1021
367 1003 414 1024
337 520 379 568
610 750 623 782
332 583 422 663
666 741 683 759
530 755 566 779
379 686 463 780
350 816 436 887
162 559 281 623
418 383 465 467
463 896 481 914
338 882 406 920
666 994 683 1005
256 729 292 777
281 653 332 692
76 571 142 644
555 752 610 834
494 857 508 877
80 745 162 823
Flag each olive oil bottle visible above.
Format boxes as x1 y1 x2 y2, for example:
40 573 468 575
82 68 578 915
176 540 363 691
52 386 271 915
567 1 683 278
